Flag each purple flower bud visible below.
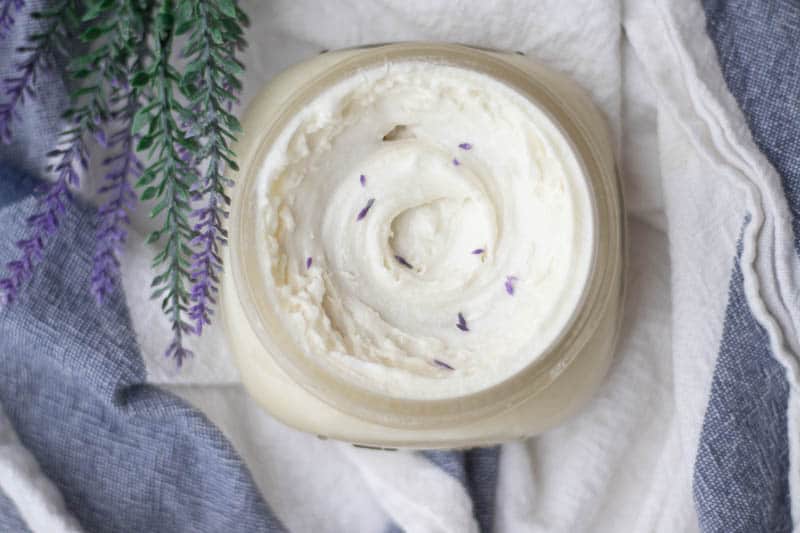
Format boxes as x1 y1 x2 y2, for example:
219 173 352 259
360 174 366 187
433 359 455 370
394 255 413 269
471 248 484 255
456 312 469 332
94 128 107 148
356 198 375 221
452 158 460 166
306 256 312 269
458 142 472 150
504 275 518 296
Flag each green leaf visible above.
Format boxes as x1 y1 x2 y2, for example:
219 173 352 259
146 230 162 245
81 0 115 22
210 26 223 44
151 198 170 218
175 0 194 34
157 12 174 31
217 0 237 18
70 68 94 80
137 135 156 151
151 286 169 299
220 58 244 76
136 172 158 189
131 71 150 88
141 186 160 201
70 86 99 99
175 20 194 36
131 106 152 134
81 26 105 41
236 6 250 26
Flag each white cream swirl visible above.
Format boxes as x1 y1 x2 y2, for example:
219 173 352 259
255 61 594 399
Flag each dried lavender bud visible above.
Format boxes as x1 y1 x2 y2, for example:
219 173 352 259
395 255 413 269
458 142 472 150
456 312 469 332
505 275 518 295
356 198 375 221
471 248 484 255
306 256 313 269
360 174 366 187
452 158 460 166
433 359 455 370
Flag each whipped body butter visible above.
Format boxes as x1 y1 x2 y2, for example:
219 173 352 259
222 43 624 448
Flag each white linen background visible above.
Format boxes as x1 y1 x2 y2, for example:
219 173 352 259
8 0 793 531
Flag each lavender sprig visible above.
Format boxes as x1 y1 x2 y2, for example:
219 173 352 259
92 112 141 303
90 1 150 304
133 0 196 365
0 1 74 144
0 113 88 304
178 0 246 335
0 0 24 39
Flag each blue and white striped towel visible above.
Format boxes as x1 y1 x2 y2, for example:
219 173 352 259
1 0 798 531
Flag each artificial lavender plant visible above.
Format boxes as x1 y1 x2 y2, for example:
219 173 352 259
0 0 247 365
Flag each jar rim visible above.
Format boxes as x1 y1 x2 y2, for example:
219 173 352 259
227 42 624 429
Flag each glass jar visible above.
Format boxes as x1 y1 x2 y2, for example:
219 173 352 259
221 42 625 448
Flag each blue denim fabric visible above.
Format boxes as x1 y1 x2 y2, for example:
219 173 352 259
696 0 800 531
0 165 286 532
0 491 31 533
694 236 792 532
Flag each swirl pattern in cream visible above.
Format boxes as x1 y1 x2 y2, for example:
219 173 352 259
255 61 594 399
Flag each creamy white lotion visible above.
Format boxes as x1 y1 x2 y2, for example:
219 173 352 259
254 61 594 400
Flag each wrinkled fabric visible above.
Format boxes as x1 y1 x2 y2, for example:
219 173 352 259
1 0 799 531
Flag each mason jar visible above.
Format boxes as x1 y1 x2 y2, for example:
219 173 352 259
221 42 625 449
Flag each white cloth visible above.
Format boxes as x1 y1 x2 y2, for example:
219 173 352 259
0 406 84 533
51 0 794 531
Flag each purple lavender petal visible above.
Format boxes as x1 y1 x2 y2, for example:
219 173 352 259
165 333 194 367
458 142 472 150
452 158 460 166
356 198 375 221
433 359 455 371
394 255 413 269
456 312 469 332
359 174 366 187
0 0 24 41
504 275 518 296
471 248 484 255
94 128 107 148
306 256 313 269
